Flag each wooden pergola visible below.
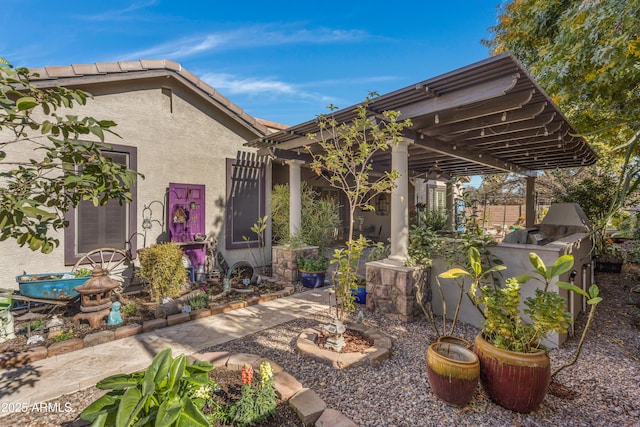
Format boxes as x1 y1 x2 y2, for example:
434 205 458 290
246 53 597 263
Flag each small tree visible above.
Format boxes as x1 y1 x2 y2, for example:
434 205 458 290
305 93 412 320
0 58 140 253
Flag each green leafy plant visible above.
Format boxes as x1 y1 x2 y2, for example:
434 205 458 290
242 215 270 274
297 255 329 272
74 268 93 278
366 240 390 262
121 303 138 317
138 243 187 302
29 318 45 331
80 348 212 427
54 328 74 342
330 236 369 321
271 183 342 248
188 292 209 311
440 247 602 377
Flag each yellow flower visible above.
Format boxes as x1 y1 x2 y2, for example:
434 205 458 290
259 361 273 383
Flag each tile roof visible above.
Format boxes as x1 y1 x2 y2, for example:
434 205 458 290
29 59 268 137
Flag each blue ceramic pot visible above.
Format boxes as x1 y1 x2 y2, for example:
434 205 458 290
352 286 367 304
299 271 326 288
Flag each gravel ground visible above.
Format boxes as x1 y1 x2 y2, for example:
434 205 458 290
3 267 639 427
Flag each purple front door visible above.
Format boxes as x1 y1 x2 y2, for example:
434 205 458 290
168 183 206 270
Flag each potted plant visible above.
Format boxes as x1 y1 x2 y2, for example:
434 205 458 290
411 226 482 407
297 255 329 288
351 277 367 304
595 239 624 273
439 247 602 413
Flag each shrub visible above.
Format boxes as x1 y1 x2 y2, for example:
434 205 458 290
271 183 341 248
297 256 329 272
139 243 187 301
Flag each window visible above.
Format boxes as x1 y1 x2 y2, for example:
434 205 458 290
64 144 137 265
429 187 446 212
225 153 265 249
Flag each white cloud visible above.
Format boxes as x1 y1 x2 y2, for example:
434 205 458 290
81 1 158 21
119 25 369 60
200 72 336 105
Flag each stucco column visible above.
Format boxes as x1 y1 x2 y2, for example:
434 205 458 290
445 180 455 230
287 160 304 237
525 176 536 228
388 137 413 263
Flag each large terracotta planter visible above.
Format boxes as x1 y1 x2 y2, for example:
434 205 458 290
426 342 479 407
474 333 550 413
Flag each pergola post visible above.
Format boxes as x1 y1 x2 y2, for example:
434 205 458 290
287 160 304 237
445 181 455 230
388 137 413 263
525 176 536 228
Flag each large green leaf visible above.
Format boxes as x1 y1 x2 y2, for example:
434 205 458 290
185 359 213 373
175 396 210 427
19 206 57 220
80 393 119 421
165 355 186 394
116 387 143 427
556 280 589 298
16 96 37 111
96 373 139 390
438 268 470 279
548 255 574 279
155 396 182 427
143 349 172 388
528 252 546 276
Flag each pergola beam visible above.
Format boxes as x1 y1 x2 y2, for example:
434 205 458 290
426 101 547 136
414 89 536 128
399 73 522 119
410 132 532 175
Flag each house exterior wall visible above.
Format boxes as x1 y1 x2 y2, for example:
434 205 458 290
0 76 264 289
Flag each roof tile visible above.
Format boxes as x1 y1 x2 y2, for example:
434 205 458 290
95 62 123 73
72 63 101 75
28 67 48 79
196 79 215 95
118 61 144 72
44 66 76 78
140 59 167 70
179 67 200 86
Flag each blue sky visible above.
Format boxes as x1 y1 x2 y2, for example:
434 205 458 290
1 0 502 127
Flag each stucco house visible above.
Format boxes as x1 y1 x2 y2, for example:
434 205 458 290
0 59 277 288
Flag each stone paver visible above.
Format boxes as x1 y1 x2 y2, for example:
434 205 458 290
83 330 115 347
289 388 327 425
273 370 303 401
316 408 358 427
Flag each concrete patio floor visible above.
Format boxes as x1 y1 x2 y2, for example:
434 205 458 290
0 286 333 413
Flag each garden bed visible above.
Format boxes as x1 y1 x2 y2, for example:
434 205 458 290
0 278 292 364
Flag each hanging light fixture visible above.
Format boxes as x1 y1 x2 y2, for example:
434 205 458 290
376 193 390 216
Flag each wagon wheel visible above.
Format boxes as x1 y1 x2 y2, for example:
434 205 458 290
227 261 255 284
73 248 134 292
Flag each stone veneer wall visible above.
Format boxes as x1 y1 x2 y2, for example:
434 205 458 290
272 245 319 283
365 260 424 322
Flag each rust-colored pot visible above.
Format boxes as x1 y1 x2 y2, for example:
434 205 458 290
426 342 479 407
474 333 550 413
